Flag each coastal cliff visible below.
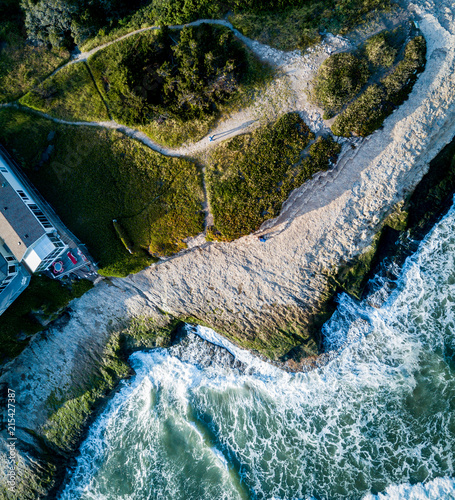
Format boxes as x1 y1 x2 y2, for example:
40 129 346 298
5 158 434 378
1 0 455 497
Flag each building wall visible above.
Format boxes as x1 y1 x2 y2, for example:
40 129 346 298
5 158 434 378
0 153 68 272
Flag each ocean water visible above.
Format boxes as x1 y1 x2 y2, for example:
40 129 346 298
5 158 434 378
59 201 455 500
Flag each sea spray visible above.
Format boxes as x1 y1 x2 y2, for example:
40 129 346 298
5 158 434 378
59 203 455 500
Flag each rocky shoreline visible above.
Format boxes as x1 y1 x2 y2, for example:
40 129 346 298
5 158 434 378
1 0 455 497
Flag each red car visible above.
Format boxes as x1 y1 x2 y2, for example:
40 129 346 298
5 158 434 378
67 251 77 265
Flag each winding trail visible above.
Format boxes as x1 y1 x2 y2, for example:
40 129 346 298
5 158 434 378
5 19 356 159
3 10 410 172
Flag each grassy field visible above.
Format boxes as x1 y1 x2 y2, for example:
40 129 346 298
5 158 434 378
0 275 92 363
206 112 341 240
0 108 205 277
0 20 69 103
230 0 394 51
19 62 110 122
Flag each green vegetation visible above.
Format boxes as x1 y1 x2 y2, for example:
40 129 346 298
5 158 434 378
17 0 393 53
230 0 394 51
309 25 426 137
0 108 205 277
42 330 131 452
206 112 341 241
22 24 270 147
79 5 159 52
42 315 177 452
311 53 370 119
21 0 145 48
310 25 407 121
332 35 426 136
19 62 109 121
364 31 398 67
0 275 93 363
88 24 270 146
0 0 392 112
0 12 69 103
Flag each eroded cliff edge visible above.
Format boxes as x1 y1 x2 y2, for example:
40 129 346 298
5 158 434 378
1 0 455 497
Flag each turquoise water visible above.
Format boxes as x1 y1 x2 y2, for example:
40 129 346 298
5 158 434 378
60 201 455 500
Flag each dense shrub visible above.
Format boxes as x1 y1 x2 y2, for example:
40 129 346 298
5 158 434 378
89 24 263 126
332 35 426 137
20 0 146 48
331 84 385 136
311 53 370 119
207 113 341 240
18 0 393 53
381 35 426 105
364 31 397 68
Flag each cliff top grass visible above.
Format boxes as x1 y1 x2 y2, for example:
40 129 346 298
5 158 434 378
331 34 426 136
0 108 205 277
0 18 69 104
19 62 110 122
230 0 394 51
206 112 341 241
0 275 93 364
309 23 426 137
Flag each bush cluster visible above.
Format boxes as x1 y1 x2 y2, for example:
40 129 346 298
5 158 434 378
331 36 426 137
18 0 393 52
311 53 370 119
20 0 146 48
18 0 306 49
364 31 398 68
310 26 408 121
207 113 341 241
89 24 252 125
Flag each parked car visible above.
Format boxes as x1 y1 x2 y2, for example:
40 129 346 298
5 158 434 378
67 251 77 265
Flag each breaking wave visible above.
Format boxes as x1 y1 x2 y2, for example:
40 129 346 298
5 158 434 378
60 201 455 499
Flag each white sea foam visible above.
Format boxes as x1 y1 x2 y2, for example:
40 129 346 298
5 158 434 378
363 477 455 499
59 201 455 500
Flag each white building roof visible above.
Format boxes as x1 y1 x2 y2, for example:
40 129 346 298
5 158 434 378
23 235 56 272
